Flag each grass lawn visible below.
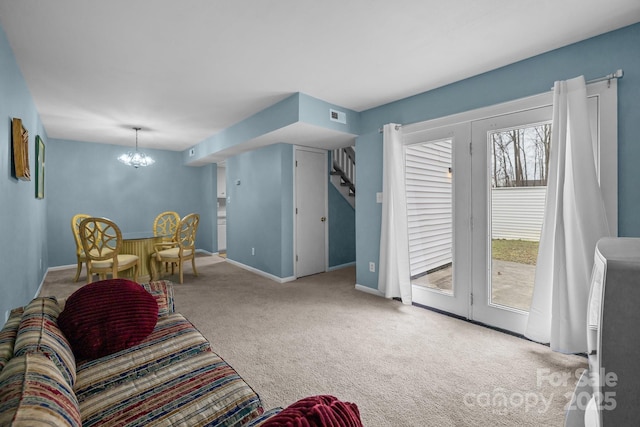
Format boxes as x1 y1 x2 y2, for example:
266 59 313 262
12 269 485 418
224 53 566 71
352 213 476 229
492 239 539 265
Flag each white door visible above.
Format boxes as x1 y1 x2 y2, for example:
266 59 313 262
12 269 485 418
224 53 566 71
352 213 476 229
295 147 327 277
403 82 616 335
404 123 472 318
471 105 553 334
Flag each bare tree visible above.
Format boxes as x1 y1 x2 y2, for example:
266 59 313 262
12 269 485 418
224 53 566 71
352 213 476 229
491 123 551 187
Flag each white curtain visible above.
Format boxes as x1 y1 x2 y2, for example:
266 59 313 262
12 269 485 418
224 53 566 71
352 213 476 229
378 124 412 304
525 76 610 354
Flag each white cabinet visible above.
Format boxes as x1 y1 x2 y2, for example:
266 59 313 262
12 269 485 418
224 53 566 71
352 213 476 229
217 166 226 198
217 218 226 251
216 165 227 252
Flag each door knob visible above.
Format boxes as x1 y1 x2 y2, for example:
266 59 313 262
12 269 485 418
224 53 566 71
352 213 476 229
320 216 326 222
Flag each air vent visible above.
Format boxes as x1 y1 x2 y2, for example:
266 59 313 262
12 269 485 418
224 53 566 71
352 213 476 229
329 109 347 124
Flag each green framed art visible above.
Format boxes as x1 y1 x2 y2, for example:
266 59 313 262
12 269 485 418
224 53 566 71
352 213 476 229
36 135 45 199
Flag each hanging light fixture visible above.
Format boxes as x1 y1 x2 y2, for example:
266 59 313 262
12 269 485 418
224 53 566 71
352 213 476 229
118 127 155 168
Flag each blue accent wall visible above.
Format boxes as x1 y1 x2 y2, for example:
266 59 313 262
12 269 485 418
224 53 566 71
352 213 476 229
354 131 383 288
355 23 640 289
46 139 217 268
186 94 301 164
298 93 361 135
0 25 49 319
328 183 355 268
186 92 360 165
226 143 294 278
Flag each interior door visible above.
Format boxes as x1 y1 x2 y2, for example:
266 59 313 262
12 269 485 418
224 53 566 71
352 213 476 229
470 105 552 334
295 147 327 277
404 123 471 318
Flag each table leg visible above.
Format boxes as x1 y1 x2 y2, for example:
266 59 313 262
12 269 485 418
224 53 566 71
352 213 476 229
150 256 159 281
121 236 163 282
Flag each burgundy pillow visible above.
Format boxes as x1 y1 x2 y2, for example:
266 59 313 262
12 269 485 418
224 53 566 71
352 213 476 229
260 395 363 427
58 279 158 360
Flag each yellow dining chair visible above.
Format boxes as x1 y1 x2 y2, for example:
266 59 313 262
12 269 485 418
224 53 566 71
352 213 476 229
153 211 180 239
153 211 180 273
71 213 91 282
79 217 140 284
153 213 199 284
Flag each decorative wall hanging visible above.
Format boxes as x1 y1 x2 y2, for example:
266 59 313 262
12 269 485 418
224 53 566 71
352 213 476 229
36 135 45 199
11 117 30 180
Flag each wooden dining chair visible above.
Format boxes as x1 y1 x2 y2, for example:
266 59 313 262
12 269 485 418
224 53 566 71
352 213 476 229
71 213 91 282
153 213 199 284
79 217 140 284
153 211 180 273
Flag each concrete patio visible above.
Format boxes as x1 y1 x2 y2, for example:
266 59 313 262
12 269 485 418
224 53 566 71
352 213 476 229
412 259 536 312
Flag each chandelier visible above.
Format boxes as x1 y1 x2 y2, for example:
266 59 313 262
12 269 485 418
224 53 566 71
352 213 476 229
118 127 155 168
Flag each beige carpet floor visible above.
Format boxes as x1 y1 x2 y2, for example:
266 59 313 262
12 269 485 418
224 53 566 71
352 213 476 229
41 255 587 427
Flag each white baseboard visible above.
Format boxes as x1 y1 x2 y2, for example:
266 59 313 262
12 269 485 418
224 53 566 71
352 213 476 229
225 259 296 283
33 270 49 301
48 264 75 271
196 249 215 255
355 283 385 297
328 261 355 271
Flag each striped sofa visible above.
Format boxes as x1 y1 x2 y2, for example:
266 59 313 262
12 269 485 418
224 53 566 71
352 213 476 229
0 280 280 426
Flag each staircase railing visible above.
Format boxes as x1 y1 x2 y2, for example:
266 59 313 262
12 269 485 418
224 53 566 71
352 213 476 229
331 147 356 198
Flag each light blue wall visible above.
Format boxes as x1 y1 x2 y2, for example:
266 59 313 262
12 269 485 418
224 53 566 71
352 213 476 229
226 143 294 278
191 91 360 278
1 19 219 321
354 131 383 288
355 23 640 289
46 139 217 268
328 183 356 268
0 25 49 319
298 93 361 135
186 92 360 165
186 94 300 164
224 144 356 276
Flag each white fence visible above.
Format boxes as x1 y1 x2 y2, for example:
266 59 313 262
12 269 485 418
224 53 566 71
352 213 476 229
491 186 546 241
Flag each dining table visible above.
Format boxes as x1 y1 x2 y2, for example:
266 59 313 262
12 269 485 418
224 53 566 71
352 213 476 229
121 232 170 282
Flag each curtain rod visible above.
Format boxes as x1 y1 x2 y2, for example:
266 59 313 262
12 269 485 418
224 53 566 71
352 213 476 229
378 124 401 134
551 69 623 90
377 69 624 134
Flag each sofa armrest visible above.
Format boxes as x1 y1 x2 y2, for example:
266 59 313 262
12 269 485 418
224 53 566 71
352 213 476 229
0 353 81 427
0 307 24 371
140 280 175 316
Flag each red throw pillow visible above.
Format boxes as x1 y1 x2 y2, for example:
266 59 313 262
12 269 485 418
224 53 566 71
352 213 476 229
261 395 363 427
58 279 158 360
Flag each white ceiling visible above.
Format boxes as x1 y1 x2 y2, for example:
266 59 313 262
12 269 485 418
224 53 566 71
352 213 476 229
1 1 639 155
